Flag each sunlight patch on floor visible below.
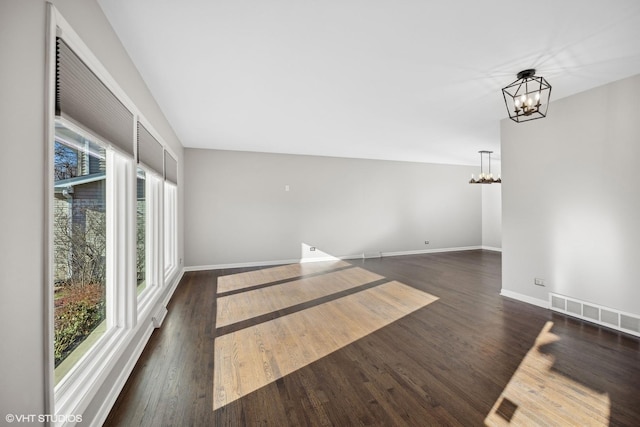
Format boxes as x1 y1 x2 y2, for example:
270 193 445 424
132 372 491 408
485 321 610 426
216 266 383 327
213 279 438 410
217 260 351 293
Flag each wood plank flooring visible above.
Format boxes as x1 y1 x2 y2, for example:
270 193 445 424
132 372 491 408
215 280 438 409
216 265 384 327
485 321 611 426
104 250 640 426
217 260 352 293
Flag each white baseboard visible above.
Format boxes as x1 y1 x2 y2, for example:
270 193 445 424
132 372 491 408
184 258 300 271
185 246 490 271
381 246 482 257
481 246 502 252
500 289 549 309
184 254 366 271
301 254 364 263
163 268 184 308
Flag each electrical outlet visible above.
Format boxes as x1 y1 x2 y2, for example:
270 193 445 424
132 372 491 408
310 247 316 252
534 278 545 286
425 241 430 245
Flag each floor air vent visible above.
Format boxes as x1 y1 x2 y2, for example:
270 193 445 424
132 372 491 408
551 295 566 310
549 293 640 338
621 315 640 334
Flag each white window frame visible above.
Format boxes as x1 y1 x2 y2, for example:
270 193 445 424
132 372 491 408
164 182 178 281
51 119 137 418
137 169 163 315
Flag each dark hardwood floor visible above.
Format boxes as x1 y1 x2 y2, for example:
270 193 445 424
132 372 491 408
104 250 640 426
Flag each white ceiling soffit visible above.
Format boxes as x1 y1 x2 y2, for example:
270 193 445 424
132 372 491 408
98 0 640 165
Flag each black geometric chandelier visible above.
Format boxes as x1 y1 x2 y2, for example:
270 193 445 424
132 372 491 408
469 151 501 184
502 69 552 123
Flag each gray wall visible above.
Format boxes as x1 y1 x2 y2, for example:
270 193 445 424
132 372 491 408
185 149 482 267
502 74 640 314
0 0 183 422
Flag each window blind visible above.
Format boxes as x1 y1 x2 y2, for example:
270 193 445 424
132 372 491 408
56 37 134 157
164 151 177 184
137 122 164 176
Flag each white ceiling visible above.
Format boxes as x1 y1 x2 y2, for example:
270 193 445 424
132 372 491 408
98 0 640 165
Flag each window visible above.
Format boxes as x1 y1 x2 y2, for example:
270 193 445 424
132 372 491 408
137 168 163 305
136 168 146 294
52 25 138 412
164 182 178 277
163 149 178 278
137 121 165 297
53 121 108 383
48 7 180 419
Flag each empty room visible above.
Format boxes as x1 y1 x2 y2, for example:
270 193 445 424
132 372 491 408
2 0 640 426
